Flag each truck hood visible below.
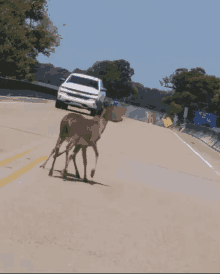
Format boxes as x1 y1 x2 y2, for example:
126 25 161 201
61 82 99 95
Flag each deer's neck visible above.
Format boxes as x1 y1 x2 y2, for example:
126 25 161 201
98 117 108 136
90 116 108 143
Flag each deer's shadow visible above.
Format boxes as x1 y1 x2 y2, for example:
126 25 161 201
53 170 110 187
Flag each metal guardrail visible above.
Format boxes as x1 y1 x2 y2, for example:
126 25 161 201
180 125 220 153
31 81 59 90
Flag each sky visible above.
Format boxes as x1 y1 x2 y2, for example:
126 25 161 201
37 0 220 92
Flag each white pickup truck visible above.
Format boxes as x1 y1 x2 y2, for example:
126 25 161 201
56 73 107 116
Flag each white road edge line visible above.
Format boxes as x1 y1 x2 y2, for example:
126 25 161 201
173 132 214 169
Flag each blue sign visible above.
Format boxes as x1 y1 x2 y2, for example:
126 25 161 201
112 100 118 106
194 111 216 128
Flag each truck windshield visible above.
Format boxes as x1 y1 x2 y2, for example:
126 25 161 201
67 76 99 89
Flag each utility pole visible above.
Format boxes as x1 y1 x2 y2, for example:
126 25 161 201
183 107 188 128
174 113 178 127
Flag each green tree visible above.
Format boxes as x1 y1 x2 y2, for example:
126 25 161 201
161 68 220 122
86 59 136 99
190 67 206 75
210 91 220 124
33 62 71 86
0 0 60 81
159 67 207 92
159 68 189 89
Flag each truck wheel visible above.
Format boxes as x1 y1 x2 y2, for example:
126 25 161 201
55 100 67 110
55 99 63 109
90 109 97 116
62 103 68 110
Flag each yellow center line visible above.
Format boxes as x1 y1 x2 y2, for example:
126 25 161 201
0 156 48 188
0 148 37 166
0 150 31 166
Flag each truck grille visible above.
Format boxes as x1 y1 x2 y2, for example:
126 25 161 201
61 86 99 100
66 91 92 100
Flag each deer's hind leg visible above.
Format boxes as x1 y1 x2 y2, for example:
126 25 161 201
48 135 72 177
62 136 81 178
62 144 81 179
40 136 64 169
49 142 63 176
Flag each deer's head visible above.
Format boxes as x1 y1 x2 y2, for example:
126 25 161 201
100 100 126 122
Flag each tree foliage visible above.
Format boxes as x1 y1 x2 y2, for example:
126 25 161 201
130 82 170 112
86 59 136 99
160 67 220 122
159 67 206 90
0 0 60 81
34 62 71 85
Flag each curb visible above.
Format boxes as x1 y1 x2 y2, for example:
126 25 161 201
177 127 220 153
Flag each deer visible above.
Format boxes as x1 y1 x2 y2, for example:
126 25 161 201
40 100 125 182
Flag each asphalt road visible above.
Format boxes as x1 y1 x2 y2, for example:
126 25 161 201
1 98 220 272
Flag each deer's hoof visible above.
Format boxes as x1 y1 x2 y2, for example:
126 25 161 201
75 172 80 179
91 169 95 178
49 170 53 176
62 170 68 178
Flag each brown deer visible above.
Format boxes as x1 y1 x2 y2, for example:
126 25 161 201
40 101 125 182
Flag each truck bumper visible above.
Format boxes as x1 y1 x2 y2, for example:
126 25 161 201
57 91 98 109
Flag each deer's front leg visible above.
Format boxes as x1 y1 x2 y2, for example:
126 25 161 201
81 146 88 182
72 145 82 179
90 143 99 178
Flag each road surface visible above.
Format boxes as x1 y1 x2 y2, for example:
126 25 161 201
1 98 220 272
